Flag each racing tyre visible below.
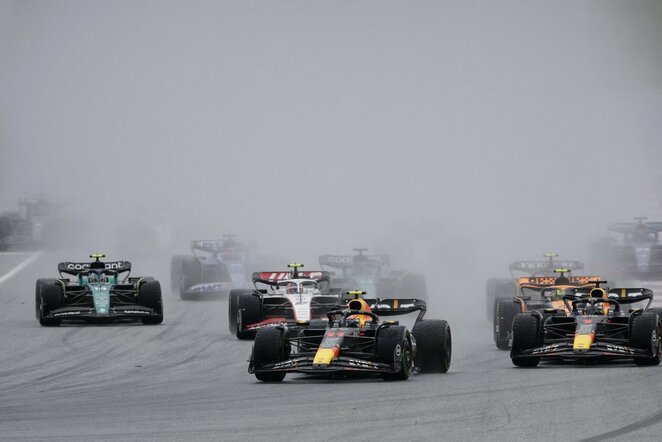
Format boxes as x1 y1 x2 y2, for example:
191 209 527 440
377 325 413 380
402 274 428 302
486 278 515 320
412 319 452 373
179 257 201 300
631 312 661 366
38 280 63 326
494 298 520 350
236 293 262 340
35 278 57 320
138 280 164 324
170 255 188 293
228 289 252 335
252 327 290 382
510 314 541 367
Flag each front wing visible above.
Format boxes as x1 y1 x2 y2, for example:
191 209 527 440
249 355 397 375
512 341 651 361
45 304 160 322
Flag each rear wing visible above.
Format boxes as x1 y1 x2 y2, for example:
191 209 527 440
319 254 390 269
58 260 131 277
371 298 427 321
517 275 601 288
190 240 228 253
509 260 584 275
252 271 331 286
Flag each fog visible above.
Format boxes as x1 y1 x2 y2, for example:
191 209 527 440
1 1 661 315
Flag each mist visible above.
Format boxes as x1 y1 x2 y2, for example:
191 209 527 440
1 1 661 317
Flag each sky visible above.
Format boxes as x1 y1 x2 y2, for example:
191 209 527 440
1 1 661 294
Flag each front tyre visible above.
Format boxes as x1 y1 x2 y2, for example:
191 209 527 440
510 314 541 367
139 280 164 324
252 327 290 382
38 280 63 326
411 319 451 373
377 325 413 380
631 312 661 366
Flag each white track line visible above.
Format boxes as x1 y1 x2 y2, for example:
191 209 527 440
0 252 43 285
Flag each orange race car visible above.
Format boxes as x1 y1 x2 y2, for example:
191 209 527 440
493 269 603 350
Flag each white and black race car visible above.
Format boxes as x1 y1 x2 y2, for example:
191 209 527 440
228 264 340 339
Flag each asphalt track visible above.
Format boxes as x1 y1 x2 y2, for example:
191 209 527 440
2 252 662 441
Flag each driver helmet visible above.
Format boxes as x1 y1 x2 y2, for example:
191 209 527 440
286 282 298 294
347 298 373 328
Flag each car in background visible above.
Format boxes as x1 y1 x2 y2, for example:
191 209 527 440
486 253 584 320
171 235 251 300
35 253 163 326
319 248 427 302
228 264 339 339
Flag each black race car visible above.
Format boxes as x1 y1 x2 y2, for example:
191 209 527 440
248 293 451 382
35 254 163 326
510 282 661 366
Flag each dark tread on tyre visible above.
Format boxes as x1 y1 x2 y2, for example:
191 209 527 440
228 289 253 335
139 280 164 324
38 280 64 326
494 298 520 350
377 325 412 380
510 314 540 367
236 293 262 339
179 257 201 300
631 312 661 366
252 327 289 382
35 278 57 320
412 319 451 373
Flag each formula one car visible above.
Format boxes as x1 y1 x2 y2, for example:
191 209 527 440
590 217 662 278
486 253 584 320
0 195 62 250
228 264 340 339
35 254 163 326
248 291 451 382
493 269 602 350
319 248 427 301
510 282 661 366
171 235 250 300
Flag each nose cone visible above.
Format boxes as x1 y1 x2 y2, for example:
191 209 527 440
312 347 339 368
573 334 593 351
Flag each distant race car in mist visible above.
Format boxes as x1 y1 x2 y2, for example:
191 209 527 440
248 291 451 382
318 248 427 302
35 254 163 326
590 217 662 279
0 195 63 250
228 264 339 339
510 281 662 367
485 253 584 320
493 268 602 350
171 235 251 300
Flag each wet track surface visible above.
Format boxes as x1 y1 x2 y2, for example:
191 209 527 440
2 253 662 441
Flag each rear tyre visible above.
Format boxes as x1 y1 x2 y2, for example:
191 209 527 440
170 255 188 293
631 312 661 366
510 314 541 367
179 257 201 300
377 325 413 380
38 280 63 326
494 298 520 350
139 280 164 324
412 319 452 373
236 293 262 340
486 278 516 320
228 289 252 335
252 327 289 382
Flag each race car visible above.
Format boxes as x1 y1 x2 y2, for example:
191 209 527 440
248 291 451 382
228 264 340 339
35 254 163 326
493 269 602 350
171 235 250 300
319 248 427 301
590 217 662 278
510 282 661 366
486 253 584 320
